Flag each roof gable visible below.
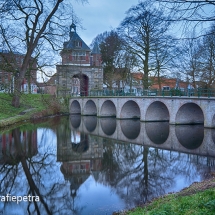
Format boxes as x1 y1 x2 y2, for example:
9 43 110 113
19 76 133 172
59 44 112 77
63 31 91 51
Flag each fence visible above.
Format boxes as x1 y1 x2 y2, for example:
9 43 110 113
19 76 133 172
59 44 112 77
70 89 215 98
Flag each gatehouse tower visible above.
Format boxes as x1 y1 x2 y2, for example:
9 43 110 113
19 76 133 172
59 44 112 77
56 23 103 96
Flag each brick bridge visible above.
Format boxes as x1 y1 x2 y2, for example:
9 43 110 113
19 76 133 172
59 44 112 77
69 96 215 128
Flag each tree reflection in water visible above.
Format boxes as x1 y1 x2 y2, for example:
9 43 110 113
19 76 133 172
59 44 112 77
0 116 214 215
0 122 78 214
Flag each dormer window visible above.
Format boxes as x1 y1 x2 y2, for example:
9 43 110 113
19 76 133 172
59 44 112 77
75 41 82 47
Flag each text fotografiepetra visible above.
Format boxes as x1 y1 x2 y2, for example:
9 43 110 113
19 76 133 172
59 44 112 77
0 194 40 204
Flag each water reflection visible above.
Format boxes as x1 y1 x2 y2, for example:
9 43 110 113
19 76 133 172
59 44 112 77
0 117 214 215
71 133 89 153
70 115 81 128
175 125 204 149
211 129 215 145
0 127 54 215
83 116 97 132
120 119 140 139
145 122 169 144
73 117 210 155
0 129 37 165
100 118 116 136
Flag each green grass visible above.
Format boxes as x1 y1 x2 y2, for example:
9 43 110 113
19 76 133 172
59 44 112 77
126 188 215 215
0 93 68 127
0 93 45 120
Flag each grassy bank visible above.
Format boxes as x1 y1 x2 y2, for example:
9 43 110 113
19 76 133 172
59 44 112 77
116 176 215 215
0 93 69 128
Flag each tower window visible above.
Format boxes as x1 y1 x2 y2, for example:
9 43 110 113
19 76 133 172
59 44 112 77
75 41 82 47
72 51 86 56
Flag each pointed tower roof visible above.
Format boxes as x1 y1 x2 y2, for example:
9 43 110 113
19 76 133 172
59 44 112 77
91 42 100 54
63 23 91 51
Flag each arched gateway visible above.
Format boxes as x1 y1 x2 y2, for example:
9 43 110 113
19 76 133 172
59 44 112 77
56 23 103 97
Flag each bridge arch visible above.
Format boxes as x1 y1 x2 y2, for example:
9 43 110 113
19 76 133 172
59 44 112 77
70 96 215 128
100 100 116 117
70 100 81 114
83 100 97 115
145 101 169 121
175 102 204 124
120 100 140 119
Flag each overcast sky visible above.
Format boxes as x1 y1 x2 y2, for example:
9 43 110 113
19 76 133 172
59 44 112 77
71 0 140 46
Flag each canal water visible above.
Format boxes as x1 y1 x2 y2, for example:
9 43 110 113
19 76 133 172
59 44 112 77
0 116 215 215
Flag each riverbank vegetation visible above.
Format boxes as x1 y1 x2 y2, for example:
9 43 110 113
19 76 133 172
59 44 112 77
116 176 215 215
0 93 68 128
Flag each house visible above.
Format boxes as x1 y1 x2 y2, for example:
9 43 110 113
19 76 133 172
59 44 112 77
37 73 57 95
149 77 190 91
114 72 193 96
0 49 37 93
130 73 191 91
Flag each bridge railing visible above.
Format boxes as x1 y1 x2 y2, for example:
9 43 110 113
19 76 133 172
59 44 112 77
74 89 215 98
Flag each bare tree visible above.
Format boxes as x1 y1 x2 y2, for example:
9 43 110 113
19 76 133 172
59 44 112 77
152 35 181 90
152 0 215 39
180 36 202 89
0 0 87 107
153 0 215 22
99 30 126 90
118 1 172 89
178 24 215 89
90 31 110 49
198 24 215 88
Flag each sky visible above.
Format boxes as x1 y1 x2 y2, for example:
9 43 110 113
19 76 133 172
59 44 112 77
71 0 140 46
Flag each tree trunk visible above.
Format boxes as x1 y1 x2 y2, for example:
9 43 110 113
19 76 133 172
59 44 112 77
143 72 149 89
12 76 22 107
28 72 31 94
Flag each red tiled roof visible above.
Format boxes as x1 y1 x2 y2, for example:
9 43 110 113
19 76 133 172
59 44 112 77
132 72 144 80
150 77 188 89
131 73 188 89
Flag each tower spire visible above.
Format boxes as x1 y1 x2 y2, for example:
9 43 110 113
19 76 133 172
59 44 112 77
70 22 76 32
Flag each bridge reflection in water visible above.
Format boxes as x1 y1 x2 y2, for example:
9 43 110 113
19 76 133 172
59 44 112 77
66 115 215 157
